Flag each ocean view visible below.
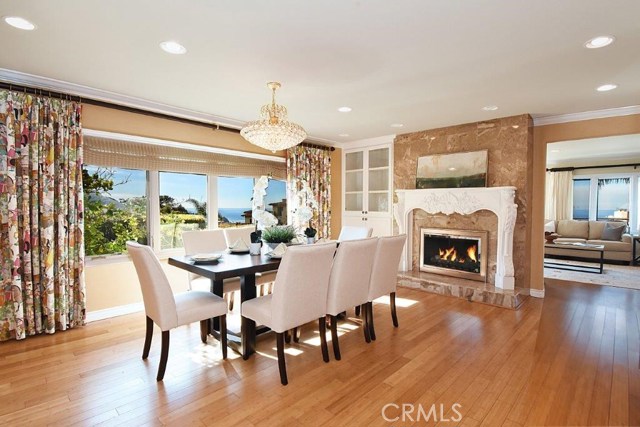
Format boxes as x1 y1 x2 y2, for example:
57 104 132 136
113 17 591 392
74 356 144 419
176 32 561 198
219 207 251 223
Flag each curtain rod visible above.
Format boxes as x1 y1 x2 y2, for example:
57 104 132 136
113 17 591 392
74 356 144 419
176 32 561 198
0 81 335 151
299 142 335 152
547 162 640 172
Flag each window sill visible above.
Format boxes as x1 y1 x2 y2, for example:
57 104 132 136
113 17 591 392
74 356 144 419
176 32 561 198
85 248 185 267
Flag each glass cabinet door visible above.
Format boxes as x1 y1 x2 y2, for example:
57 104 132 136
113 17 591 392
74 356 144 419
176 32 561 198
345 151 364 212
367 147 390 213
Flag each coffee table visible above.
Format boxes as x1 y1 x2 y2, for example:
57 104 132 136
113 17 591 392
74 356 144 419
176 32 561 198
544 242 604 274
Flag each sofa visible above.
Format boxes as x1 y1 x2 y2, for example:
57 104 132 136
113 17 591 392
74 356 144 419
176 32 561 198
544 219 633 262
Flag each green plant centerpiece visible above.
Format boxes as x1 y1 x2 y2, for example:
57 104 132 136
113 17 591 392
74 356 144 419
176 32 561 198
262 225 296 249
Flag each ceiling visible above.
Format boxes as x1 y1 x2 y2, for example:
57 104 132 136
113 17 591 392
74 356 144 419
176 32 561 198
546 134 640 167
1 0 639 144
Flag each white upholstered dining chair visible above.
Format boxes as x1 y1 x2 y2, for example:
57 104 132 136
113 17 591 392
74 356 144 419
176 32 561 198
127 242 228 381
326 237 378 359
241 242 337 385
365 234 407 341
338 225 373 241
182 229 241 310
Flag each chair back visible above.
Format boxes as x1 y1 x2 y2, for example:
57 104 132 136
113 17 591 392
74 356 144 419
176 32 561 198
270 242 337 332
126 242 178 330
182 229 228 255
223 226 254 248
326 238 378 315
338 226 373 241
368 235 407 301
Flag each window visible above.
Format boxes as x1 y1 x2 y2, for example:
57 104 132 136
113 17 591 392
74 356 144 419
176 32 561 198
572 179 590 220
83 166 147 256
159 171 208 249
217 177 288 228
597 178 630 221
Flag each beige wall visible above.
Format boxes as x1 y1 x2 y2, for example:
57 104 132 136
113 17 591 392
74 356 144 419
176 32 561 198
394 114 535 288
83 104 343 312
530 113 640 293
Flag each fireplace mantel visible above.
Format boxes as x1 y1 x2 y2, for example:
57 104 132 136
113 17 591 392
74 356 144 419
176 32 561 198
394 187 517 289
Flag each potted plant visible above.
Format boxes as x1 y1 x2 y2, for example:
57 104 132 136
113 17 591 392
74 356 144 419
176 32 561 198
262 225 297 249
304 226 317 244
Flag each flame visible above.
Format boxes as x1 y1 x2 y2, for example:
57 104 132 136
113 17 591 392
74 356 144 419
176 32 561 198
467 245 477 262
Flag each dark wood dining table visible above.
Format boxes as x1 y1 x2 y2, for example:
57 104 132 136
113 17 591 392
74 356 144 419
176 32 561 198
168 253 280 359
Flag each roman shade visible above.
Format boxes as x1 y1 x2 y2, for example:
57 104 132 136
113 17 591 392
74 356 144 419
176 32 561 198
84 133 286 179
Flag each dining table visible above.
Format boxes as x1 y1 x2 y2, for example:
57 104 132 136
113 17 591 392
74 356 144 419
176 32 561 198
168 252 281 359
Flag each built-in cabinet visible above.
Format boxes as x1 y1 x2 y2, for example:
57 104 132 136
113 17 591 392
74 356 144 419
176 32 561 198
342 143 393 236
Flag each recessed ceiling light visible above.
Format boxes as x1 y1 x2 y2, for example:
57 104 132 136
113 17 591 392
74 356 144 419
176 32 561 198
337 106 352 113
512 125 520 129
159 40 187 55
482 105 498 111
390 123 404 128
596 83 617 92
448 167 457 171
585 35 615 49
338 133 350 137
3 16 36 30
430 137 436 140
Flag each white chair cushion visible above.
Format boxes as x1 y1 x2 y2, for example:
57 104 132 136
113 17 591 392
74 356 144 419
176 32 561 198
368 235 407 301
241 294 273 328
174 291 227 329
338 226 373 241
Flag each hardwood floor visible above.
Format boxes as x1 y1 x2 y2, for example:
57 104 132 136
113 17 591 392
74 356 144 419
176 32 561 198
0 280 638 426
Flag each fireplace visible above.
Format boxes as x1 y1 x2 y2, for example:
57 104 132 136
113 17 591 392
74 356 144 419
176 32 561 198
420 228 488 282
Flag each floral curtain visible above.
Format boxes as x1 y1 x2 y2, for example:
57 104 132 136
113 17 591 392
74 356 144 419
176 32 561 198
286 145 331 238
0 90 85 341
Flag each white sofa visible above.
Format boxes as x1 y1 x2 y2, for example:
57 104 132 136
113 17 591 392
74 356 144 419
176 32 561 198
545 219 633 262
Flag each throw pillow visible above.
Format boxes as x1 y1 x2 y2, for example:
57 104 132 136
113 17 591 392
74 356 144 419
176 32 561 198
544 221 556 233
601 222 626 241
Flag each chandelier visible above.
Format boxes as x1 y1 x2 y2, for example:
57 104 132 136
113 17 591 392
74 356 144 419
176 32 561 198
240 82 307 152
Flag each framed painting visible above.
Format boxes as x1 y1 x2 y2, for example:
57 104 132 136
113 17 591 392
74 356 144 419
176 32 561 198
416 150 488 189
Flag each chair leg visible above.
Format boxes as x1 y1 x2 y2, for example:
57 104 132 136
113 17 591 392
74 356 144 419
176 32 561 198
390 292 399 327
293 327 300 343
143 316 153 359
330 315 341 360
276 332 288 385
200 319 208 343
361 304 371 343
319 318 329 363
219 315 227 359
355 305 361 317
157 330 170 381
284 329 291 344
368 302 376 341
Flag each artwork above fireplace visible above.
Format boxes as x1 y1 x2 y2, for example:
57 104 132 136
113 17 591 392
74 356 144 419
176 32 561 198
420 228 488 282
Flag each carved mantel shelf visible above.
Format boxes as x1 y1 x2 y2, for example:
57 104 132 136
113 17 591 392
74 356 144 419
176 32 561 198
394 187 518 290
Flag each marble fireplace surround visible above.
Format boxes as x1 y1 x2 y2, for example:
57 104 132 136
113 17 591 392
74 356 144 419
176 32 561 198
394 187 518 290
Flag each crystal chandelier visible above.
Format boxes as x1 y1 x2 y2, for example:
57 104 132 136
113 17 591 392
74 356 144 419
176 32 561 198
240 82 307 152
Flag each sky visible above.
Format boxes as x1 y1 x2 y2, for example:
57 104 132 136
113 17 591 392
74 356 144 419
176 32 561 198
85 166 286 209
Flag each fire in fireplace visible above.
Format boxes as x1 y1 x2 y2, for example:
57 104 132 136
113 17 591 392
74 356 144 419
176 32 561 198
420 228 488 282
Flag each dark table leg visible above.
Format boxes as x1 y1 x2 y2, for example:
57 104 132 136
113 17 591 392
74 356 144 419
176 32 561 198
211 279 224 332
240 273 257 360
599 250 604 274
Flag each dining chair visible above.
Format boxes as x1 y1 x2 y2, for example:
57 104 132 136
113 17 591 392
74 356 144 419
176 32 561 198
224 226 276 296
127 242 228 381
338 225 373 241
182 229 241 310
241 242 337 385
326 237 378 359
366 234 407 341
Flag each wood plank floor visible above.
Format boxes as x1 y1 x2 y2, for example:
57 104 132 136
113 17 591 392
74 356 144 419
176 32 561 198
1 280 638 426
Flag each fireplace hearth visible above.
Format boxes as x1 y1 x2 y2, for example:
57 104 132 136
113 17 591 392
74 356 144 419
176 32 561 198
420 228 488 282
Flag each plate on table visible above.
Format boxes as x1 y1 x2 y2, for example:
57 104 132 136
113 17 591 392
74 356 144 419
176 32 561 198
190 253 222 264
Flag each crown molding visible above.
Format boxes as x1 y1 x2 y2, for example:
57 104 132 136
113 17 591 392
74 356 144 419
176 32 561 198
533 105 640 127
341 134 396 150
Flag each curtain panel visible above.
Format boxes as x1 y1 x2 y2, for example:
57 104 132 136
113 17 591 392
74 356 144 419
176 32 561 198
544 170 574 221
0 90 85 341
286 146 331 238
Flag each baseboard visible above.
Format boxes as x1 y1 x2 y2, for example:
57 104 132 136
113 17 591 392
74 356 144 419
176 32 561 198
529 288 545 298
86 302 144 323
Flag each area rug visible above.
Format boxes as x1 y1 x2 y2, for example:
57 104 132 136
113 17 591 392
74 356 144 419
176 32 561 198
544 258 640 290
